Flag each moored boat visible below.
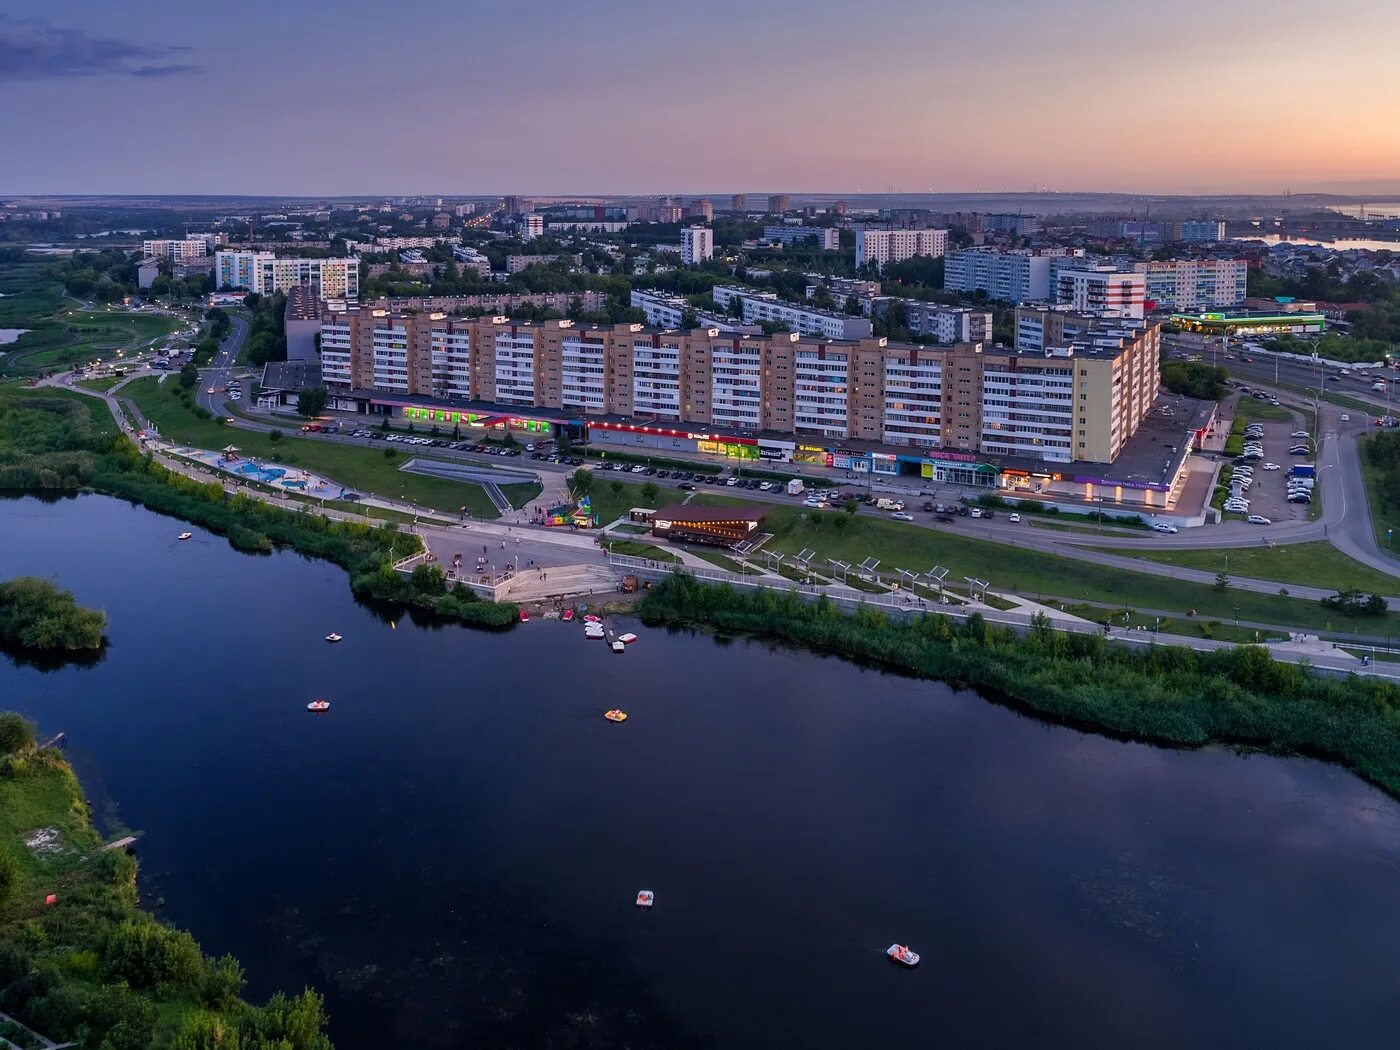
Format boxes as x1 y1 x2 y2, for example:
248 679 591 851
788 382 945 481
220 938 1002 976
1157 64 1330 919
325 633 342 643
618 633 638 644
519 609 530 623
583 614 601 623
307 699 331 713
611 640 625 653
178 532 193 541
636 890 654 908
561 609 575 622
886 944 920 967
605 709 627 722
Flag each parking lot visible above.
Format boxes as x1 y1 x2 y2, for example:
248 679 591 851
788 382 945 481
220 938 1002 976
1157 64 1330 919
1229 404 1313 524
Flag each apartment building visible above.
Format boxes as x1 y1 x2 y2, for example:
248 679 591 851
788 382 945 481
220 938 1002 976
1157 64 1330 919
684 199 714 221
805 275 882 303
681 226 714 265
317 309 1159 465
142 239 209 261
900 302 993 344
1132 258 1247 311
710 286 872 340
215 251 359 299
762 225 840 250
730 194 748 212
1054 268 1146 320
943 248 1052 302
982 213 1041 236
767 195 791 213
505 253 579 273
854 228 949 271
629 289 754 332
522 215 544 241
1172 220 1226 243
1014 305 1099 353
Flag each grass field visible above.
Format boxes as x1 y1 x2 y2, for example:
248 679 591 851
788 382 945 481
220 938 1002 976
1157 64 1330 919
606 540 679 562
1234 397 1293 423
685 493 1400 634
121 377 540 519
1098 541 1400 595
1360 433 1400 553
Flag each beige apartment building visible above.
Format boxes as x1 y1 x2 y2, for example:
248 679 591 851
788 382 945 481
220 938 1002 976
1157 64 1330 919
317 309 1160 464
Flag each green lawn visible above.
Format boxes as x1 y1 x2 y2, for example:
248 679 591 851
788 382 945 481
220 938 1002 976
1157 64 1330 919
75 375 126 393
1095 541 1400 595
1360 433 1400 553
1234 397 1292 423
680 547 763 574
0 759 101 892
683 495 1400 634
606 540 679 562
1060 604 1284 645
121 377 539 519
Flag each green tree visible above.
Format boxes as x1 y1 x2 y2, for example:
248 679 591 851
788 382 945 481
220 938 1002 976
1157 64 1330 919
410 563 446 596
1215 571 1231 591
296 387 329 418
0 711 35 755
200 954 246 1011
641 481 661 504
268 429 282 443
568 468 594 499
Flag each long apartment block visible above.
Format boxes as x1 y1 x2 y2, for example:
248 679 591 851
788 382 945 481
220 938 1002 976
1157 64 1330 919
319 310 1161 464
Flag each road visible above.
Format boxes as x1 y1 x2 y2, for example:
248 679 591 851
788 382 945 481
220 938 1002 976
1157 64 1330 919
196 313 248 416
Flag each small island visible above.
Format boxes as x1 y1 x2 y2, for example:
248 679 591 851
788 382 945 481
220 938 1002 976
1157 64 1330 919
0 576 107 652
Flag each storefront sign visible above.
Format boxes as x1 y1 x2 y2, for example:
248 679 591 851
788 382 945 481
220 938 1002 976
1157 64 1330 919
1074 475 1169 492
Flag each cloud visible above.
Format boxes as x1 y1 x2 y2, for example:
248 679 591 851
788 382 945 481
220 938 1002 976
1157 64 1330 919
0 18 199 80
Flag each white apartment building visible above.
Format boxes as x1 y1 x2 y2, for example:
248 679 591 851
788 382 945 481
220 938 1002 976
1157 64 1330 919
215 251 359 299
371 321 410 393
710 341 763 430
142 239 208 261
854 228 948 271
903 303 993 344
493 329 537 405
560 333 607 412
1054 269 1146 320
629 289 750 332
710 286 872 340
762 225 840 250
793 348 850 437
979 355 1076 461
943 249 1051 303
1132 258 1247 311
681 226 714 265
523 215 544 241
632 338 682 419
882 352 944 447
319 319 353 387
430 327 473 400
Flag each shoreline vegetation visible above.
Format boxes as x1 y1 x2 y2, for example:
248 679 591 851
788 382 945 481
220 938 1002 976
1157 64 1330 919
638 575 1400 799
0 392 519 630
0 578 106 653
0 711 334 1048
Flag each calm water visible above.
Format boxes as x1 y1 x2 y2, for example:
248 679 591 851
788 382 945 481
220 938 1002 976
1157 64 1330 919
4 494 1400 1049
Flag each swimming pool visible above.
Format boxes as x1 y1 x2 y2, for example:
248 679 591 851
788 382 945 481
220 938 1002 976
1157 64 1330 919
234 463 287 485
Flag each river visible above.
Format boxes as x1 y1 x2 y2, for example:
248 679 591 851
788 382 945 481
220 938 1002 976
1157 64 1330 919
3 493 1400 1048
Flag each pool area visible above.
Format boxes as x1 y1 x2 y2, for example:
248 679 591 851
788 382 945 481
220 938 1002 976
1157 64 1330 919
166 446 348 500
235 463 287 485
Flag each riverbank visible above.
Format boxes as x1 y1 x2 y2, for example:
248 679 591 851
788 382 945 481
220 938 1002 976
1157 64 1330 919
0 713 334 1048
638 574 1400 799
0 390 519 630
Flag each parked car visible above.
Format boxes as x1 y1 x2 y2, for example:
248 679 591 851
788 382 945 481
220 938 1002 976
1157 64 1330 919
891 512 915 522
922 501 936 512
1247 515 1272 525
1288 493 1312 504
678 482 695 490
1008 513 1021 523
1291 430 1310 439
1151 522 1179 534
1262 462 1281 470
1341 414 1351 422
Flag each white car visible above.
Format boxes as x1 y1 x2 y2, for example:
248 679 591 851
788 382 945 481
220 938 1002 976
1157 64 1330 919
891 512 915 522
1291 431 1310 439
1008 513 1021 523
1341 414 1351 422
1262 462 1281 470
1151 522 1179 533
1247 515 1272 525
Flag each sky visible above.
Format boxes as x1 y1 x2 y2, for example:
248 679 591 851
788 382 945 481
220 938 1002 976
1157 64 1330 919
3 0 1400 197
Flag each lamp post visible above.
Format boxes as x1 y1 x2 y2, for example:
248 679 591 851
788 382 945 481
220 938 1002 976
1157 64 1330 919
1234 605 1240 627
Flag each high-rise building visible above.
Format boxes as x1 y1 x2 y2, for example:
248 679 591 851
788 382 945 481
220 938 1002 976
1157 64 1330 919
831 200 848 216
1132 258 1247 310
767 194 791 214
1054 268 1146 320
943 248 1054 302
731 194 748 212
142 239 209 261
681 226 714 265
522 214 544 241
215 251 359 299
503 196 531 216
898 303 994 344
854 228 949 271
1171 220 1227 243
316 309 1159 464
685 198 714 221
981 213 1041 236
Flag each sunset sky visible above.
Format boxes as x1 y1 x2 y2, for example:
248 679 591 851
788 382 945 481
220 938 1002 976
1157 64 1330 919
3 0 1399 196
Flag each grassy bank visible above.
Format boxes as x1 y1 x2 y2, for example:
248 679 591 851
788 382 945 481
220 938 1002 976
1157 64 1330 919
638 574 1400 798
687 495 1400 635
123 376 538 519
0 714 334 1048
0 392 520 630
1095 540 1400 595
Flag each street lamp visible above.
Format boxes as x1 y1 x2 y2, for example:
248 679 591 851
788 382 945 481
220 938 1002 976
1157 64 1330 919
1234 605 1240 627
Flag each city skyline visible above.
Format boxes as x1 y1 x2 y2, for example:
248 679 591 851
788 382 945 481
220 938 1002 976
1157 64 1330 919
3 0 1400 196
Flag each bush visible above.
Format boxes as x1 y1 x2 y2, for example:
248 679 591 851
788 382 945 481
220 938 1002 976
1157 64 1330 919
0 577 106 651
103 920 202 992
0 712 35 755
